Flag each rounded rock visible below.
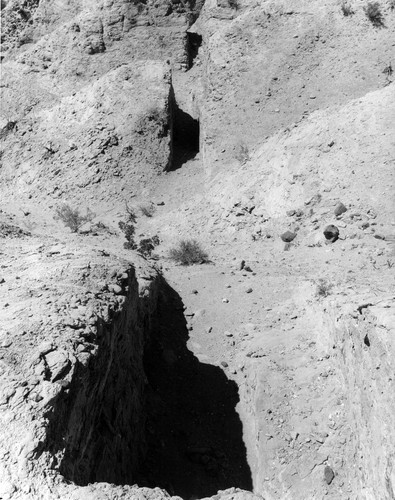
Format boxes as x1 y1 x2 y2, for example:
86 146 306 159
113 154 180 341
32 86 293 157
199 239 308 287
324 465 335 484
323 225 339 242
280 231 296 242
334 202 347 216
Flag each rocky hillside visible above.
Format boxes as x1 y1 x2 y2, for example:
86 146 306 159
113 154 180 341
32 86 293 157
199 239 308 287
0 0 394 499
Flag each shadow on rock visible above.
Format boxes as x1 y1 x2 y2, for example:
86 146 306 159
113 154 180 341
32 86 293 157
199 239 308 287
137 278 253 498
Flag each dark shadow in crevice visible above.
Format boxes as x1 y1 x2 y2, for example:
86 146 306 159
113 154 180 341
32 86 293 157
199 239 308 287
169 96 200 171
187 31 202 68
136 278 252 499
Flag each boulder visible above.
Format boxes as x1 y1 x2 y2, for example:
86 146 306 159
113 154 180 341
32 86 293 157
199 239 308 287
324 465 335 484
334 202 347 216
280 231 296 242
323 225 339 242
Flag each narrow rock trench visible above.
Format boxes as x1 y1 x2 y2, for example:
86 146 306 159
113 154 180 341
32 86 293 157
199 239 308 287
40 271 252 498
170 95 200 171
136 279 252 498
187 31 203 68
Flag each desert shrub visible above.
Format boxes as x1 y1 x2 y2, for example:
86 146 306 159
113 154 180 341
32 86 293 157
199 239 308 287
364 1 384 25
0 222 30 238
169 239 209 265
228 0 239 9
119 205 137 250
316 278 333 297
234 143 250 164
54 204 95 233
383 63 393 78
341 1 354 15
139 204 155 217
0 121 17 140
137 235 160 257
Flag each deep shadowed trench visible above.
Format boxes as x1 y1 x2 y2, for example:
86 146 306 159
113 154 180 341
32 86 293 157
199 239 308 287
187 31 203 68
170 97 200 171
136 279 252 498
40 272 251 498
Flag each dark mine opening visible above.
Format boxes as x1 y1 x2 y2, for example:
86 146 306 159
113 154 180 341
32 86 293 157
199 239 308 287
137 280 253 498
187 31 202 67
170 98 200 171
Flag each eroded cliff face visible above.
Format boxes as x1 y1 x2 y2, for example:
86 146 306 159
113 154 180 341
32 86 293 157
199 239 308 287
235 287 395 500
41 266 158 486
0 228 261 500
0 233 164 498
0 0 205 208
333 302 395 499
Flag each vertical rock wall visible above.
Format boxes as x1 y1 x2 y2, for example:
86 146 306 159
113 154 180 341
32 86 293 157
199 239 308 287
39 267 160 486
333 304 395 499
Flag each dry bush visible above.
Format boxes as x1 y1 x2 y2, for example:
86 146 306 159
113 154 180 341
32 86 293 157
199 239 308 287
234 143 250 164
364 1 385 25
228 0 239 9
341 1 354 15
169 240 209 265
316 279 333 297
54 204 95 233
137 235 160 257
119 204 137 249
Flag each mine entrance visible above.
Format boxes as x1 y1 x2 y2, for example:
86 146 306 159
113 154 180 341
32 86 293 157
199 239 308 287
136 280 253 498
171 99 200 171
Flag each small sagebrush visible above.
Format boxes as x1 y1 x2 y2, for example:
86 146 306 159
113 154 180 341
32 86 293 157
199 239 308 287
54 204 95 233
119 204 137 250
234 143 250 164
228 0 239 9
341 1 354 15
169 240 209 265
364 1 384 25
316 279 333 298
137 235 160 258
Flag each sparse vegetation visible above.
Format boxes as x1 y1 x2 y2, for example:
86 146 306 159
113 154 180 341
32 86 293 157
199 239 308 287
228 0 239 9
234 143 250 164
137 235 160 257
316 278 333 297
0 222 30 238
383 63 393 80
390 0 395 11
119 203 137 250
54 204 95 233
341 1 354 16
169 239 209 265
364 1 385 26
